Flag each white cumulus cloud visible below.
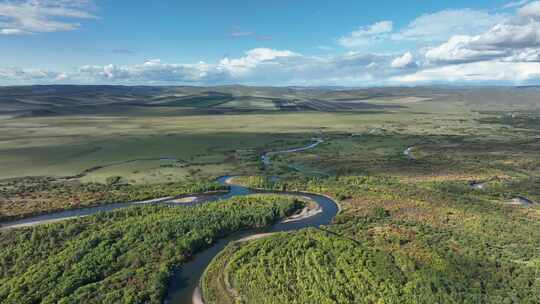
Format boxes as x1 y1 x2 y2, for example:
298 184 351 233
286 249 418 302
390 52 416 68
425 35 507 63
392 60 540 83
218 48 299 76
393 9 506 42
338 21 393 48
79 59 219 83
0 66 68 83
519 1 540 18
0 0 97 35
0 49 403 86
424 19 540 64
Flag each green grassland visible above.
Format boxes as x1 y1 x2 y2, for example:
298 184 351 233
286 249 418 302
0 96 508 182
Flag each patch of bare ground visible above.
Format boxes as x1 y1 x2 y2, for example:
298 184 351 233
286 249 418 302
168 196 198 204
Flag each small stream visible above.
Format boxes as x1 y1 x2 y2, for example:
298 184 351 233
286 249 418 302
261 138 323 166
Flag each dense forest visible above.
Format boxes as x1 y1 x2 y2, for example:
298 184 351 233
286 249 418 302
202 175 540 303
0 177 226 221
203 228 540 303
0 194 303 303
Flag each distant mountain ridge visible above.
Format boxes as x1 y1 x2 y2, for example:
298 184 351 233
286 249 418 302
0 85 538 117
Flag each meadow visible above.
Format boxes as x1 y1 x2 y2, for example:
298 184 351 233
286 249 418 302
0 96 496 182
1 85 539 303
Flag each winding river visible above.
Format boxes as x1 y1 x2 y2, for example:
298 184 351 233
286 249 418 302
261 138 324 166
0 139 337 304
164 176 338 304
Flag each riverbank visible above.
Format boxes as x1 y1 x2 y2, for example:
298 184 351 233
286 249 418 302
192 200 324 304
0 189 229 230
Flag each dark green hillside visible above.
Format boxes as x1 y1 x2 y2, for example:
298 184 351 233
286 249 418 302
154 92 234 107
2 85 540 117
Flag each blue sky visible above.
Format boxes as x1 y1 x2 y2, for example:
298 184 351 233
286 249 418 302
1 0 540 86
